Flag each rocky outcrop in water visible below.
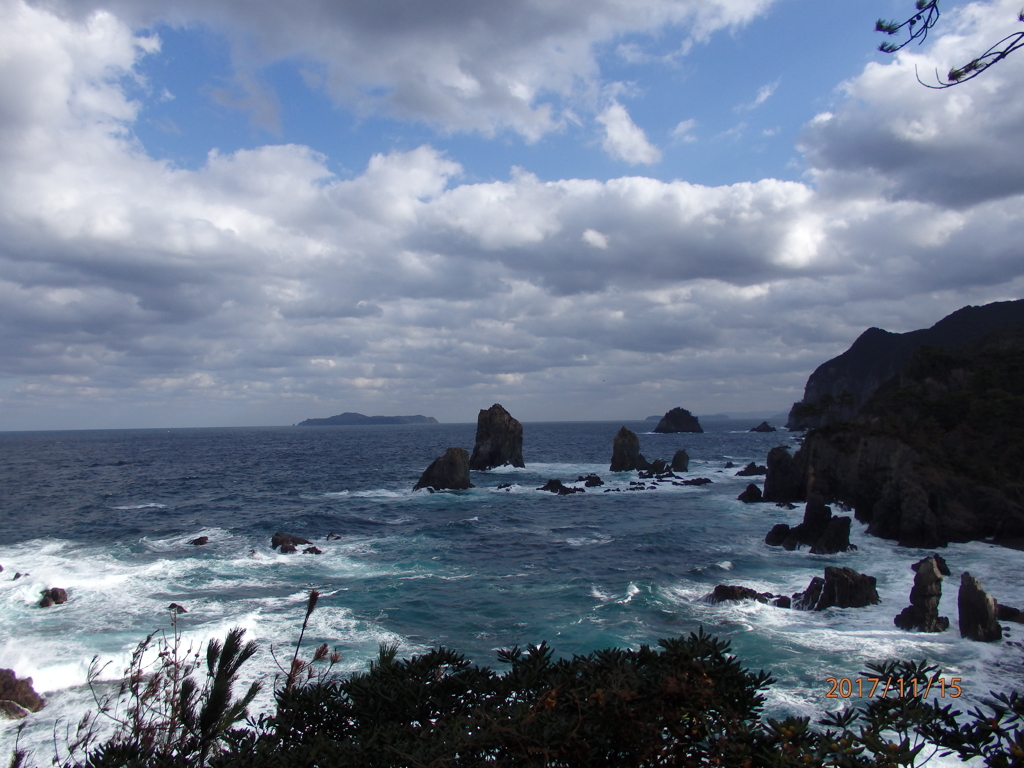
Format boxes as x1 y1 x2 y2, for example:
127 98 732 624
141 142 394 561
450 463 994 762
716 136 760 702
653 407 703 434
610 427 650 472
577 474 604 487
763 497 854 554
537 479 583 495
671 450 689 472
793 567 879 611
894 556 949 632
272 532 313 553
704 585 783 604
958 573 1002 642
39 587 67 608
469 404 525 470
736 462 767 477
0 669 44 717
190 536 209 546
750 421 776 433
738 484 763 503
414 447 474 491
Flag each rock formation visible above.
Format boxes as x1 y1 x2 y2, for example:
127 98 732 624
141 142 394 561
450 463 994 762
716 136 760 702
0 669 44 716
786 299 1024 430
750 421 776 432
762 325 1024 548
577 474 604 487
763 497 854 554
469 404 525 470
39 587 68 608
272 532 313 553
704 585 782 604
189 536 209 546
736 462 767 476
738 484 763 503
609 427 650 472
414 447 474 491
793 567 879 611
537 479 583 495
958 573 1002 641
653 407 703 434
671 450 689 472
894 556 949 632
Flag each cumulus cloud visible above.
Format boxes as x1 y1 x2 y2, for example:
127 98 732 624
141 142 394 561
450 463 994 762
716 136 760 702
3 0 1024 428
31 0 778 140
596 102 662 164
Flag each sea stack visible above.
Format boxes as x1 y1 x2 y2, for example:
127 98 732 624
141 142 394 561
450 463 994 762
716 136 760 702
610 427 650 472
653 407 703 434
415 447 474 491
894 556 949 633
958 572 1002 641
469 404 525 470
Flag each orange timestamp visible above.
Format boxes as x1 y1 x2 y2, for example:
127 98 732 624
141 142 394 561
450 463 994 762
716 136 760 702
825 676 963 699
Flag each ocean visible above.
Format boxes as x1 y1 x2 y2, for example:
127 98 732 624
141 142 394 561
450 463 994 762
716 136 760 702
1 420 1021 762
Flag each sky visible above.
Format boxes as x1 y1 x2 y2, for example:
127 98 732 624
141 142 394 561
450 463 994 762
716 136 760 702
2 0 1024 430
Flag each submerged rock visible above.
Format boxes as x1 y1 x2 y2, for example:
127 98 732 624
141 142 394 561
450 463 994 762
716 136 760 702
414 447 474 492
609 427 650 472
469 404 525 470
653 407 703 434
958 572 1002 641
189 536 209 546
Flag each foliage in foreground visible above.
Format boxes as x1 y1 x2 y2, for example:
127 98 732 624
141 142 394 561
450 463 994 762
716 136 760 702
8 593 1024 767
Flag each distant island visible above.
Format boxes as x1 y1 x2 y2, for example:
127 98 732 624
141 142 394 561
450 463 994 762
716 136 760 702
297 412 439 426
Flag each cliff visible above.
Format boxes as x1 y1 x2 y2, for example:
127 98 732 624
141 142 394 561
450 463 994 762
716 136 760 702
298 412 439 426
787 299 1024 429
764 326 1024 547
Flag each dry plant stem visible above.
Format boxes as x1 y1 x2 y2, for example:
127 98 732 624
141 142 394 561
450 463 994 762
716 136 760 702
286 589 320 690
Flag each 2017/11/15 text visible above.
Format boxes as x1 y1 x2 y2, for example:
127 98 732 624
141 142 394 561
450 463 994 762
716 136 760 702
825 677 962 699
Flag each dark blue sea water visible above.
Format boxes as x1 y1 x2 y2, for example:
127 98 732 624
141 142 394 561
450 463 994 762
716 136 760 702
1 421 1021 762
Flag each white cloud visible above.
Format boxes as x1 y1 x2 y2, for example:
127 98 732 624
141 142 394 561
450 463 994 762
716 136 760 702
670 118 697 143
736 79 778 112
596 102 662 164
582 228 609 249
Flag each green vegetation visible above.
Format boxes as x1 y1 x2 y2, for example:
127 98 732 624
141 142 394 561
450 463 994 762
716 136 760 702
8 593 1024 767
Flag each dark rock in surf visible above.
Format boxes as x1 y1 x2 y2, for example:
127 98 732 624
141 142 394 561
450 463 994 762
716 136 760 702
39 588 68 608
894 556 949 632
738 484 763 503
272 532 313 552
958 573 1002 641
578 474 604 487
649 459 667 474
671 450 690 472
653 407 703 434
189 536 209 546
326 532 342 541
0 700 31 720
414 447 474 491
762 446 805 504
303 546 323 555
469 404 525 470
997 604 1024 623
809 516 853 555
0 669 44 714
736 462 767 477
537 479 582 495
765 523 791 546
681 477 712 486
793 567 879 611
750 421 776 432
610 427 650 472
705 585 770 604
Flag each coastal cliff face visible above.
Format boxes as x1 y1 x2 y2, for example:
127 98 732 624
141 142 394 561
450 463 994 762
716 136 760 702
766 325 1024 547
787 299 1024 430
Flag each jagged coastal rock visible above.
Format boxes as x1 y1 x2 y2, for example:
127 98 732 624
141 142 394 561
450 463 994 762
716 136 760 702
298 412 439 426
653 407 703 434
735 462 767 476
609 427 650 472
414 447 474 491
894 556 949 633
786 299 1024 430
750 421 776 433
793 567 880 611
958 572 1002 642
537 479 583 495
0 669 44 718
671 449 689 472
762 316 1024 548
469 404 525 471
763 497 854 554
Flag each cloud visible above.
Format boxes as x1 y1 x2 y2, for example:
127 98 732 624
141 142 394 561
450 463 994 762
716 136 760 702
670 118 697 143
736 79 778 111
3 0 1024 428
596 102 662 164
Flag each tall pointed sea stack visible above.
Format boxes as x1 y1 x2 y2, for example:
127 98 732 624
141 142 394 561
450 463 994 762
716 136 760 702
469 404 525 470
894 556 949 632
610 427 650 472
